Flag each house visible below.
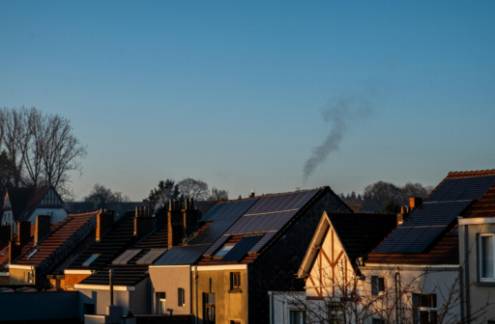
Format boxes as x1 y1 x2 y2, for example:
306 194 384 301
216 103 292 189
71 200 215 320
456 169 495 323
363 170 495 324
192 187 350 324
149 197 257 316
0 186 67 236
7 210 103 289
269 211 396 324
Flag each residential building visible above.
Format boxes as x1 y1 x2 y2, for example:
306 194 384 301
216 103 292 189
7 210 101 289
269 211 396 324
194 187 350 324
364 170 495 324
457 169 495 323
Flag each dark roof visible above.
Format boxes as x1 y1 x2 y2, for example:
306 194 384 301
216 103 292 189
81 265 149 286
5 186 54 221
15 211 96 272
69 211 136 270
154 198 256 265
200 187 348 265
368 169 495 264
329 213 397 265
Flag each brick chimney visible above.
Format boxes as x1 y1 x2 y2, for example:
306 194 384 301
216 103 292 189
16 221 31 245
181 198 199 237
396 205 409 225
96 210 114 242
8 240 21 263
409 196 423 210
133 206 154 238
34 215 51 245
168 199 199 248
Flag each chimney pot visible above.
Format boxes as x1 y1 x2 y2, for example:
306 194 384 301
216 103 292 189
409 196 423 210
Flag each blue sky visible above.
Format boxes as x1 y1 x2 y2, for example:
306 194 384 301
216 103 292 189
1 1 495 200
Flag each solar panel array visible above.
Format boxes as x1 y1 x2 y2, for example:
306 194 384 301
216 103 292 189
374 200 472 253
429 176 495 201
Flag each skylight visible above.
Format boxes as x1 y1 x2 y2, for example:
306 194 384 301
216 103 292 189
82 253 100 267
214 243 235 258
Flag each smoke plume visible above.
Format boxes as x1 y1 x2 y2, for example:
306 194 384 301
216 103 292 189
303 96 371 182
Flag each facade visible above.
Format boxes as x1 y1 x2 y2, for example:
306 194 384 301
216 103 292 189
194 188 350 324
7 210 100 288
270 212 396 324
457 170 495 323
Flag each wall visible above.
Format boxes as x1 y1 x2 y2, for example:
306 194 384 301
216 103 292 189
194 266 249 324
149 265 191 315
362 265 462 323
459 222 495 322
0 291 79 321
63 272 92 291
27 208 68 224
8 265 35 285
268 291 306 324
78 286 131 316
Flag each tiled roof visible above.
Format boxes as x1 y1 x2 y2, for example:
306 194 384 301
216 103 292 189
69 211 136 270
366 226 459 265
368 169 495 265
15 211 96 271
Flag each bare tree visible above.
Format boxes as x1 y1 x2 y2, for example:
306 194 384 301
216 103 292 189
176 178 210 201
0 107 86 194
85 184 129 208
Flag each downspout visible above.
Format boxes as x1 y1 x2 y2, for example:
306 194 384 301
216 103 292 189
395 271 401 324
463 224 472 323
268 291 274 324
109 268 114 306
194 266 199 324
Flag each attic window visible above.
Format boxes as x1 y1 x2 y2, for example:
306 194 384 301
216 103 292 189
26 249 38 260
214 243 235 258
82 254 100 267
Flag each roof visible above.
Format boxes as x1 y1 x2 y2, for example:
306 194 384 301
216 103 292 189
68 211 136 270
4 186 57 221
298 212 396 277
14 211 97 272
154 198 256 266
199 187 348 265
368 169 495 265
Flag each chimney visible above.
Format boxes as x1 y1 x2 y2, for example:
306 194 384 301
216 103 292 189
133 206 154 238
181 199 199 238
34 215 51 245
16 221 31 246
8 240 21 263
396 205 409 225
96 210 114 242
167 200 184 248
409 196 423 210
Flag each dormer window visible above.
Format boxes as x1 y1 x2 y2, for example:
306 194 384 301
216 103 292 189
214 243 235 258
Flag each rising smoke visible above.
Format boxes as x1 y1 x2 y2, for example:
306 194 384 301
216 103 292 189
303 96 372 182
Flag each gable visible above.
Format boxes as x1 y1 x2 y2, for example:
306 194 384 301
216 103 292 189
305 220 354 298
39 188 63 208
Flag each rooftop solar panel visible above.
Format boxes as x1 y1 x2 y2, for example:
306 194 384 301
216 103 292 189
429 176 495 201
373 200 471 253
222 236 263 262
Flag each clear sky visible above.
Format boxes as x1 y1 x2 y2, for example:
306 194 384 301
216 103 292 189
1 1 495 201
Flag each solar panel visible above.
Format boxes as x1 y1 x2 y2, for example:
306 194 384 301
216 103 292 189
112 249 142 265
374 200 471 253
429 176 495 201
222 236 263 262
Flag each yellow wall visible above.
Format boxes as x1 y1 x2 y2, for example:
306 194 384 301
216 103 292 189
8 266 35 285
195 267 248 324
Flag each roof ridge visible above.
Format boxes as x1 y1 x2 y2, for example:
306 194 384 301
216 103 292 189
68 210 100 217
447 169 495 178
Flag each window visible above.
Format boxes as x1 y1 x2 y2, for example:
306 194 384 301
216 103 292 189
289 310 305 324
155 292 166 314
26 248 38 261
214 243 235 258
371 276 385 296
82 253 100 267
328 301 344 324
412 293 437 324
230 272 241 291
479 234 495 281
178 288 185 307
230 321 241 324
